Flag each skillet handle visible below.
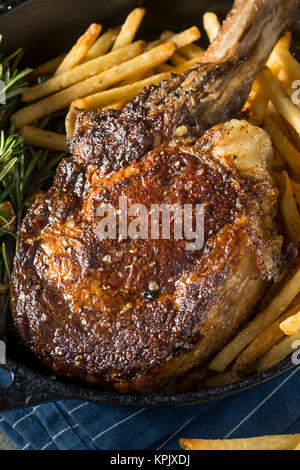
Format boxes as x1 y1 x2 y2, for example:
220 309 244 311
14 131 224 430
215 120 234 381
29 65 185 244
0 359 68 412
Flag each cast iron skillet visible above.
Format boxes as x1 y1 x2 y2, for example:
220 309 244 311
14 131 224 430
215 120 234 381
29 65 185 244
0 0 298 411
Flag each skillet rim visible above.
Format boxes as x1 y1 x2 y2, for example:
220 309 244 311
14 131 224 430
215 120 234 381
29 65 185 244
0 0 298 409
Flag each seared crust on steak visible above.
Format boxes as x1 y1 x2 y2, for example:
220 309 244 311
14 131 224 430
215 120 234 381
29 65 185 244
12 121 283 392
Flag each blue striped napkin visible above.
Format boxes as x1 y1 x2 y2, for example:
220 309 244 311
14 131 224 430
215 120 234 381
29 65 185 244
0 366 299 450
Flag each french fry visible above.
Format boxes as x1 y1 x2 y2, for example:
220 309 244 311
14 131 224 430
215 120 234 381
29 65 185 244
280 311 300 335
263 115 300 180
145 31 173 51
280 171 300 242
257 332 300 372
146 26 200 57
154 63 174 73
29 54 66 79
160 31 174 40
175 365 210 393
249 78 268 125
11 42 176 128
121 73 149 86
22 41 145 102
273 150 286 171
55 23 102 76
291 178 300 205
164 26 201 50
233 305 300 372
174 58 200 74
179 43 204 59
261 67 300 136
170 52 186 66
105 101 126 111
203 12 221 43
277 68 292 88
71 72 170 110
270 45 300 81
266 32 292 74
180 435 300 451
120 68 153 86
294 442 300 450
209 264 300 372
82 27 121 62
112 8 145 51
204 370 241 389
269 103 300 153
20 125 68 152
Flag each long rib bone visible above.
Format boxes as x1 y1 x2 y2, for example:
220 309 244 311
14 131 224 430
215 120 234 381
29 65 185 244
69 0 300 172
136 0 300 137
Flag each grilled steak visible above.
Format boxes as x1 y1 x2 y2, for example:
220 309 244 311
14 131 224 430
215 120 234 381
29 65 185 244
11 0 300 393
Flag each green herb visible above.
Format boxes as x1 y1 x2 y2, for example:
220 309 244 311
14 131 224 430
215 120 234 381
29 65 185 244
0 38 67 329
0 35 32 129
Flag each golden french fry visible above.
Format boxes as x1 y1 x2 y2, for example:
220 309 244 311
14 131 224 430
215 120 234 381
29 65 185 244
155 58 199 77
55 23 102 76
120 68 153 86
263 115 300 180
175 365 209 393
261 67 300 136
20 126 68 152
257 332 300 372
269 103 300 153
266 32 292 74
170 52 186 66
146 26 200 53
154 63 174 73
204 370 241 389
29 54 66 79
179 43 204 59
160 30 174 40
71 71 170 110
280 311 300 335
145 31 174 51
249 78 268 125
270 44 300 81
174 58 200 73
156 57 199 75
22 41 145 102
233 305 300 372
11 42 176 128
164 26 201 49
280 171 300 242
82 27 121 62
112 8 145 51
294 442 300 450
180 435 300 451
203 12 221 43
272 150 286 171
105 101 126 110
277 68 292 88
291 178 300 204
209 264 300 372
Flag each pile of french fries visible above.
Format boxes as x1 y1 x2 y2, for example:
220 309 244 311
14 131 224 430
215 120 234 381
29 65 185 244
203 15 300 389
10 9 300 389
12 7 204 138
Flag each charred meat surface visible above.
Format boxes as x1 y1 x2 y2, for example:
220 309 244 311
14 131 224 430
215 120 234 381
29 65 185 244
11 0 300 392
12 120 283 392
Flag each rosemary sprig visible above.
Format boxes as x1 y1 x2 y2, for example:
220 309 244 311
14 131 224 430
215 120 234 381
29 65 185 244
0 36 32 129
0 38 67 330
